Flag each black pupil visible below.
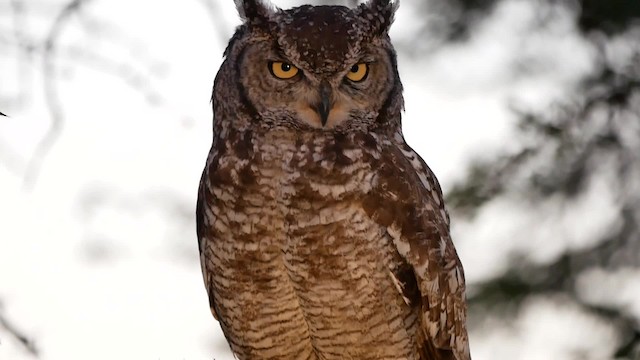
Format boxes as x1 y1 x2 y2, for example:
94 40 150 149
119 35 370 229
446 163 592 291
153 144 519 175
351 64 360 73
281 63 291 71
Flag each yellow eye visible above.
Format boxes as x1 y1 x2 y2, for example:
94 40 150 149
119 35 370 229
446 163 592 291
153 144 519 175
269 61 299 79
346 63 369 82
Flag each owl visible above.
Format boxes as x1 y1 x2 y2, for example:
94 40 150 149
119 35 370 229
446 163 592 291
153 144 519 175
196 0 471 359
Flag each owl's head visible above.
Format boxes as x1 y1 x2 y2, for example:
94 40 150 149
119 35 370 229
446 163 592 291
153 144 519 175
213 0 403 133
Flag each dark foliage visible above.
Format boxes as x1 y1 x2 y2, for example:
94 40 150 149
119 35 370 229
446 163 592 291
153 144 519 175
426 0 640 40
577 0 640 35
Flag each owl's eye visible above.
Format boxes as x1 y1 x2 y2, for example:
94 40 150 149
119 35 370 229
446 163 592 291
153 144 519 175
346 63 369 82
269 61 299 79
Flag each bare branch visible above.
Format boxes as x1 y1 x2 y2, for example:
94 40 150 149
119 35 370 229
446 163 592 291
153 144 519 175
10 0 33 111
198 0 235 47
0 307 38 356
23 0 93 188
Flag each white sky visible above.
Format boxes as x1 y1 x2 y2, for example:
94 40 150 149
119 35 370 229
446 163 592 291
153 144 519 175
0 0 632 359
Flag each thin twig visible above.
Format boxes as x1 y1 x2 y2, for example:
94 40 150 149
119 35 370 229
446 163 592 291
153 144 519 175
0 310 38 356
63 45 164 103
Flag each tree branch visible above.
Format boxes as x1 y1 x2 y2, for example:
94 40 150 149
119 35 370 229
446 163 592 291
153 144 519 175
0 306 38 356
23 0 93 188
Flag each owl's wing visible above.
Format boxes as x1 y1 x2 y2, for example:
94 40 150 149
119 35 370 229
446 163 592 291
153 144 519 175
361 140 471 360
196 168 220 321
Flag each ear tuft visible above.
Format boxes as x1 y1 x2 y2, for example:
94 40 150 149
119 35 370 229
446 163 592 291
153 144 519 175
360 0 399 35
234 0 276 26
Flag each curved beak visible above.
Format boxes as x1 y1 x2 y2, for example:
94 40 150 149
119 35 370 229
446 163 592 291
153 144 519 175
315 80 332 127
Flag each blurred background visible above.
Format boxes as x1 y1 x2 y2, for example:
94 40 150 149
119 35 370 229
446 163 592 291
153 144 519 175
0 0 638 359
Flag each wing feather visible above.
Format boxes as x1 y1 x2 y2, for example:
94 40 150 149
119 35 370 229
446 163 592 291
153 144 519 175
197 167 220 321
361 135 471 360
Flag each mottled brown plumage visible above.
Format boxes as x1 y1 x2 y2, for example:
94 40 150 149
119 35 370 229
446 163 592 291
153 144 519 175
197 1 471 359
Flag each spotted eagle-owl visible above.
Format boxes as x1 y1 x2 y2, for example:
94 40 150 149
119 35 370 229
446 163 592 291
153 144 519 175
196 0 471 359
